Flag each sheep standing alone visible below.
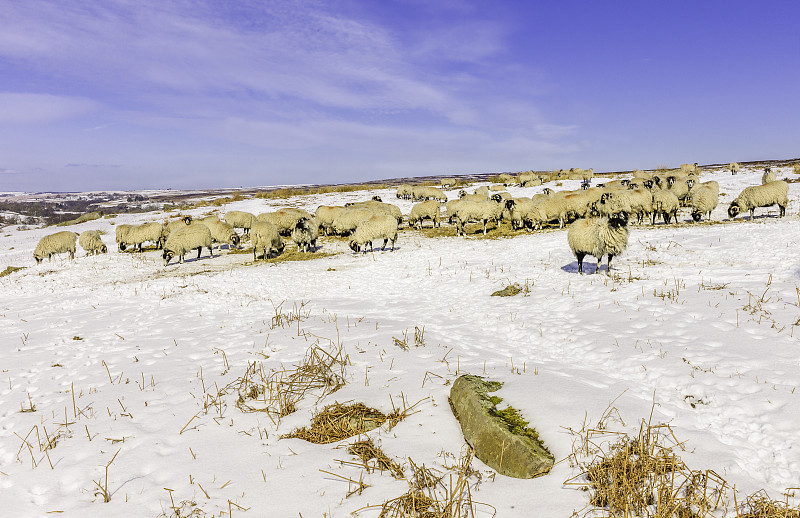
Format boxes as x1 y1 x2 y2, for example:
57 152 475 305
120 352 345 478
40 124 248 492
79 230 107 255
33 231 78 264
224 211 256 235
408 200 441 229
349 214 398 253
728 180 789 220
162 224 213 265
291 217 318 252
567 211 630 274
251 221 284 260
690 181 720 222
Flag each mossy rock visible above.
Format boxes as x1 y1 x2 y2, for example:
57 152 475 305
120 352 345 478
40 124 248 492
491 284 522 297
449 374 553 478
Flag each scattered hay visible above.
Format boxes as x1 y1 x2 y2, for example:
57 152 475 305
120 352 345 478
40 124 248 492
565 410 800 518
355 447 495 518
232 342 347 420
0 266 24 277
282 402 388 444
348 438 404 479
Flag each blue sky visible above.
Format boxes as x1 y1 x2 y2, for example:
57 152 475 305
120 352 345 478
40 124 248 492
1 1 798 192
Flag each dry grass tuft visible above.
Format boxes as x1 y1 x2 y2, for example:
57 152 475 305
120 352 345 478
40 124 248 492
255 183 389 199
232 342 347 420
0 266 24 277
737 490 800 517
356 447 494 518
282 402 388 444
348 437 404 479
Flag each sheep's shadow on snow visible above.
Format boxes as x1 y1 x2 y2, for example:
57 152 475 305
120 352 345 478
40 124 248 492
561 262 609 275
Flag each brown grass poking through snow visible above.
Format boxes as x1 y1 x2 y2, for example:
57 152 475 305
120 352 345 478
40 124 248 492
282 402 388 444
347 437 404 479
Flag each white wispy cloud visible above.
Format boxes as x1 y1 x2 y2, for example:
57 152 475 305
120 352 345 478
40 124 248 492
0 93 100 123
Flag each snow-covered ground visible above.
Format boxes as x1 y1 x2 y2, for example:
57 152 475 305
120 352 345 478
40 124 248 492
2 166 800 517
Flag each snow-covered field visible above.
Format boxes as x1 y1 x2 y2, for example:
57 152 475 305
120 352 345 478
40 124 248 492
2 166 800 517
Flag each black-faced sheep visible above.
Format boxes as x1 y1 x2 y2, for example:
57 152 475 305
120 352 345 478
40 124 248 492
690 181 719 222
291 217 318 252
567 211 630 274
257 208 313 236
728 180 788 220
408 200 441 229
204 219 241 249
162 224 213 266
349 214 398 253
251 221 284 260
117 222 165 252
762 167 777 184
34 231 78 264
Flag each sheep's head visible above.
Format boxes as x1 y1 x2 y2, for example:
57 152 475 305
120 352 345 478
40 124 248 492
348 240 360 253
101 244 108 254
687 179 695 189
458 190 467 198
589 202 601 217
505 199 516 211
372 195 382 202
344 202 355 207
628 182 639 190
33 252 43 264
162 249 175 266
490 193 503 203
600 192 612 204
295 217 310 232
542 188 552 196
620 179 630 186
231 234 241 248
609 211 629 228
691 209 703 222
654 176 663 187
727 202 741 218
666 176 676 187
118 242 127 251
643 179 654 190
182 216 192 225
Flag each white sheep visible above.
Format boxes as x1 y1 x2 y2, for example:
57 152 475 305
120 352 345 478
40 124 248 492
332 208 374 235
396 184 414 200
497 173 515 185
412 185 447 202
666 176 695 206
162 224 213 266
291 217 318 252
117 222 165 252
224 211 256 235
530 196 567 229
345 200 403 224
567 211 630 274
408 200 441 229
680 163 698 174
505 198 537 230
33 231 78 264
315 206 348 235
517 171 535 185
689 181 719 222
651 190 680 224
445 198 463 224
730 162 741 175
257 208 313 235
453 197 503 235
204 219 241 249
78 230 107 255
349 214 398 253
162 216 193 239
251 221 285 260
728 180 788 220
441 178 458 189
762 167 777 184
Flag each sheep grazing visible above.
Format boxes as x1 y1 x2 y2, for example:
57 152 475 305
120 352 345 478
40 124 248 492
315 206 348 235
257 208 313 236
405 200 438 229
332 208 373 236
505 198 537 230
163 216 192 237
162 224 213 266
251 221 285 260
453 197 504 235
33 231 78 264
412 185 447 202
651 190 680 224
349 214 398 253
762 167 777 184
117 222 165 252
690 181 720 222
345 200 403 225
728 180 789 220
441 178 457 189
396 184 414 200
730 162 741 175
224 211 256 235
79 230 107 255
567 211 630 275
204 219 241 249
291 217 318 252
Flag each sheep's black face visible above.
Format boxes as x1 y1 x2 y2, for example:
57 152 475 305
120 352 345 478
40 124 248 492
600 192 611 203
666 176 676 187
183 216 192 225
372 195 382 202
162 249 174 266
295 218 309 232
34 254 42 264
232 235 241 247
119 243 127 251
491 194 502 203
610 211 629 228
505 199 515 210
345 202 354 207
628 182 638 190
643 179 654 190
691 210 702 222
348 240 360 253
687 179 695 189
620 179 629 186
101 245 108 254
542 188 552 195
727 203 741 218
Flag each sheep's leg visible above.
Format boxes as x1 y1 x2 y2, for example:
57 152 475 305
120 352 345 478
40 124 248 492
780 204 786 217
482 220 487 235
576 252 585 274
606 254 614 275
750 209 755 220
381 238 388 251
209 246 213 258
254 248 258 261
196 247 202 260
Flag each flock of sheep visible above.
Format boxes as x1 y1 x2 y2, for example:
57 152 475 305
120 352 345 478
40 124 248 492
28 164 793 273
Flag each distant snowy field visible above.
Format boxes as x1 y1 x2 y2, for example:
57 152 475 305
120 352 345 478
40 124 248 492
2 166 800 517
